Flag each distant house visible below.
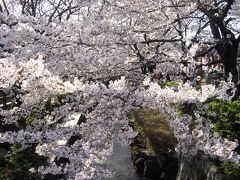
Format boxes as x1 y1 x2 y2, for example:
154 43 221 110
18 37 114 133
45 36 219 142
194 43 224 86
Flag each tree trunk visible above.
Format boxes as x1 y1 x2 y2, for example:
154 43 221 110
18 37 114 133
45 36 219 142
219 38 239 98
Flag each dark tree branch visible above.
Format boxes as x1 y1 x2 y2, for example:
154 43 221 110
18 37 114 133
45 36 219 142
210 20 221 39
132 44 145 62
56 5 79 21
214 0 228 6
188 20 210 49
48 0 63 23
198 4 217 22
1 0 9 15
237 34 240 43
31 0 36 17
225 17 233 25
0 4 3 13
193 46 216 59
220 0 234 20
140 38 182 44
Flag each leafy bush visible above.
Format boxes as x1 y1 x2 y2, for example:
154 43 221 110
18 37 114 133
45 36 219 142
206 99 240 141
45 93 72 112
0 93 72 179
157 80 180 88
0 143 45 180
220 162 240 178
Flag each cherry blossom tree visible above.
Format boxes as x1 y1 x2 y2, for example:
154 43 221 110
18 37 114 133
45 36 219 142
193 0 240 89
0 0 240 179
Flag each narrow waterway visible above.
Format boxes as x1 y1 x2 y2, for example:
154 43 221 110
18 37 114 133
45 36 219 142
103 141 139 180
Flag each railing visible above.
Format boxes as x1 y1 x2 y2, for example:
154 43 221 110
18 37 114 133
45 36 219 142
0 86 23 109
0 89 14 108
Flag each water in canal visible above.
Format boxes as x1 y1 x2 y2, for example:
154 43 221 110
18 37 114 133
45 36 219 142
102 141 139 180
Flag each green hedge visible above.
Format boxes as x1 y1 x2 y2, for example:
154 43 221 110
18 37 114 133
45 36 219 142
206 99 240 141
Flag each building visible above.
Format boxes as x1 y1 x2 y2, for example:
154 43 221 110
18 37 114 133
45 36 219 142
194 43 224 86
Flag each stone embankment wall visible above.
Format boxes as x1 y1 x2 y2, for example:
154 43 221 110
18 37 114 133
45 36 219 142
177 151 239 180
130 110 239 180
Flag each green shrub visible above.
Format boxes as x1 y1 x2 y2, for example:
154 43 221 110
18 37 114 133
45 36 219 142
157 80 180 88
220 162 240 178
206 99 240 141
45 93 71 112
0 93 73 179
0 143 44 179
25 111 37 125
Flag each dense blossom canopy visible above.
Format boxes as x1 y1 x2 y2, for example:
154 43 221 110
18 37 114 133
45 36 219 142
0 0 240 179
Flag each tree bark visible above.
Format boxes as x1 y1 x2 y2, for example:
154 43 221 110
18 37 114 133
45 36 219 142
199 1 240 98
217 36 239 98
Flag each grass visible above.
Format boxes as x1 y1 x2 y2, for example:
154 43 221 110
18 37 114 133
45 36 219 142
131 109 178 155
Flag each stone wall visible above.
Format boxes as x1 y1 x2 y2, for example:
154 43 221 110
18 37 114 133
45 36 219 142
177 151 239 180
130 110 240 180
